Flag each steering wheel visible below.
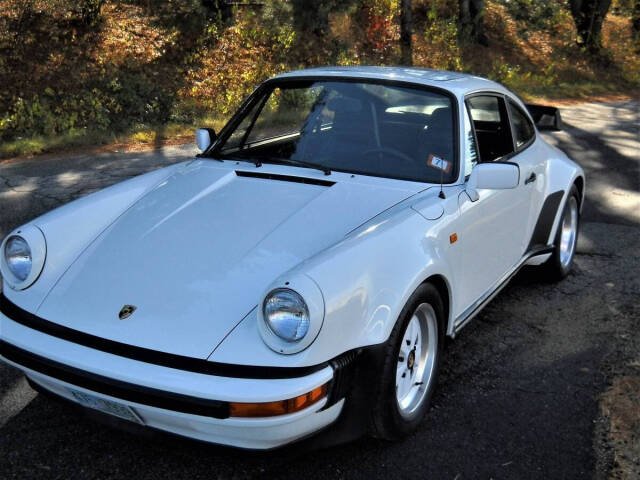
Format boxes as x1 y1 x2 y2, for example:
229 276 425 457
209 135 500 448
362 147 415 166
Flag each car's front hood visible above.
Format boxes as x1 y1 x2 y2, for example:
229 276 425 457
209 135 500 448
36 161 424 359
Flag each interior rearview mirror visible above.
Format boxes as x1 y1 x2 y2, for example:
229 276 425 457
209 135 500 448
466 162 520 202
195 128 217 152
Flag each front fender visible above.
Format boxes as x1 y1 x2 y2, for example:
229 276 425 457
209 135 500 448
305 207 454 355
210 205 455 367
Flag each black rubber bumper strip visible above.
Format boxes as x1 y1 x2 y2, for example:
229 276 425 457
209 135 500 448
0 293 327 379
0 340 230 418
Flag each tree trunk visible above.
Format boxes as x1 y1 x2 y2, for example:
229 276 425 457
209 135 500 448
78 0 105 26
633 0 640 51
400 0 413 65
291 0 332 37
568 0 612 52
458 0 488 46
201 0 233 22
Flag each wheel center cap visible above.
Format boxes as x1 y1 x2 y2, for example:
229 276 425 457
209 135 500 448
407 350 415 369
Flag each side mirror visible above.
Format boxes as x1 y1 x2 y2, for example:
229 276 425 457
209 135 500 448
525 104 562 131
195 128 217 152
466 162 520 202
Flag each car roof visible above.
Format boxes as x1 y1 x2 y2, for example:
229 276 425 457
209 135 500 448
273 66 507 96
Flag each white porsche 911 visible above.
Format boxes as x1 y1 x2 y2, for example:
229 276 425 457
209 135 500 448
0 67 584 449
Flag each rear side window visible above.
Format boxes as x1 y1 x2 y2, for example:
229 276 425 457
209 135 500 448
467 96 501 122
508 100 535 149
466 95 514 162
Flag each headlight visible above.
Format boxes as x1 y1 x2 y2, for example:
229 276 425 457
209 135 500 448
4 236 32 282
263 289 310 342
258 275 325 355
0 225 46 290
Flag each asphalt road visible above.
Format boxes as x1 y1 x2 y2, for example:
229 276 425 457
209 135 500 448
0 100 638 479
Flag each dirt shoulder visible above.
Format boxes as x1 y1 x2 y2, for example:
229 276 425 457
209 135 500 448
0 134 194 166
599 377 640 479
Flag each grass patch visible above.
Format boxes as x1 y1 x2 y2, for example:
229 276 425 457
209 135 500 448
0 117 226 160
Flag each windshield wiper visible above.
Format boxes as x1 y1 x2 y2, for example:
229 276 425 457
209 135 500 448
219 152 331 175
219 153 263 168
234 154 331 176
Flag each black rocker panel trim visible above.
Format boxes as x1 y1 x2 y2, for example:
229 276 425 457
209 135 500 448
235 170 335 187
0 293 327 379
527 190 565 251
0 340 231 418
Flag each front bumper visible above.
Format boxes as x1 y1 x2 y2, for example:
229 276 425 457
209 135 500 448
0 308 344 449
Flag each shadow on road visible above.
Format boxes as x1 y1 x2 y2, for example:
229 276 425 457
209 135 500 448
543 100 639 227
0 144 195 241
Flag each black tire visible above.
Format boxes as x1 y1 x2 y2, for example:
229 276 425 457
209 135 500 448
542 185 580 281
369 283 445 440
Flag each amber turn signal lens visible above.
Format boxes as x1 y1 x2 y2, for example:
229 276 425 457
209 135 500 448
229 383 328 418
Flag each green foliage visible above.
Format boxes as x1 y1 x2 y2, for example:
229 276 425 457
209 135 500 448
0 72 174 141
10 0 106 26
182 7 297 119
367 0 399 17
496 0 566 35
0 0 638 159
420 3 463 70
1 92 104 139
101 71 175 129
611 0 635 14
487 59 521 84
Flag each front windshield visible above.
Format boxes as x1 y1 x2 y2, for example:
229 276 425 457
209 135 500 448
213 80 457 183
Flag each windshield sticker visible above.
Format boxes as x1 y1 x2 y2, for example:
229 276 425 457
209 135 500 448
427 154 452 173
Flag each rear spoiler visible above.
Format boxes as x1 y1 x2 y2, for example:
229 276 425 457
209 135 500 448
526 104 563 131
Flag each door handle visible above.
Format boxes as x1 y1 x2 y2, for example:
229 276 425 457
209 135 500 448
524 172 537 185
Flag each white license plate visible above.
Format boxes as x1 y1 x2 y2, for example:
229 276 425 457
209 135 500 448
68 389 143 424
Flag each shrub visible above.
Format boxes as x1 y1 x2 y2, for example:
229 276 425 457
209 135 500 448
495 0 566 37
